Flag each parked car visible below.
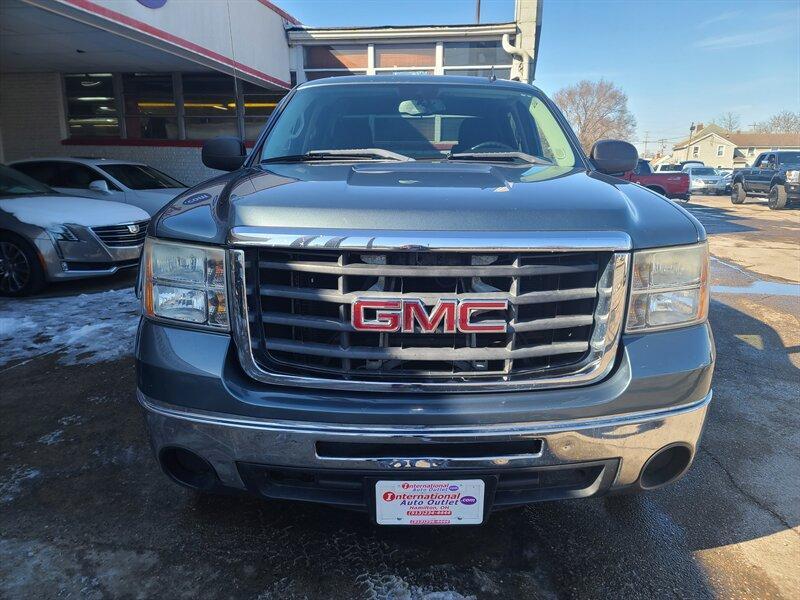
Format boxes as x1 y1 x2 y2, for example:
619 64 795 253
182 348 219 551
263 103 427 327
679 160 705 169
0 165 149 296
653 163 683 172
623 159 690 201
731 150 800 209
683 166 724 195
10 157 187 216
713 169 733 195
136 75 713 524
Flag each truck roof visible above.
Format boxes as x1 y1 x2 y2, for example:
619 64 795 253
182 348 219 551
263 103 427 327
299 74 542 94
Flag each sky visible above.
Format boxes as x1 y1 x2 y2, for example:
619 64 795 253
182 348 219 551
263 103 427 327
277 0 800 153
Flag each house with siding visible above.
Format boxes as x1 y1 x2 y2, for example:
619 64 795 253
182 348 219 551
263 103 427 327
667 123 800 169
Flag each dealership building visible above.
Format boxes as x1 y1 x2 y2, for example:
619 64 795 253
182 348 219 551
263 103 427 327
0 0 541 184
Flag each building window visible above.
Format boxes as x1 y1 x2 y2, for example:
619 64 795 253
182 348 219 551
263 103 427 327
748 147 755 156
305 70 365 81
443 40 513 79
692 146 699 158
181 73 238 140
717 145 724 157
305 45 367 69
64 71 285 142
64 73 119 137
375 43 436 70
241 81 284 141
443 41 510 66
122 73 178 140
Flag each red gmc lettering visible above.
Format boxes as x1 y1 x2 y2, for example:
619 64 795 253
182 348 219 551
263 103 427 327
352 298 508 333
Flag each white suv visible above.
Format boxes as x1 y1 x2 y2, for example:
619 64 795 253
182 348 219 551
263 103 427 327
10 157 187 216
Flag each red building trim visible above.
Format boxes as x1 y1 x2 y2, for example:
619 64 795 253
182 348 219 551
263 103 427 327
254 0 300 25
60 0 291 89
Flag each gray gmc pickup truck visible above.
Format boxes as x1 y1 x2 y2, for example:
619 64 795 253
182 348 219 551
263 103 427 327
136 76 714 525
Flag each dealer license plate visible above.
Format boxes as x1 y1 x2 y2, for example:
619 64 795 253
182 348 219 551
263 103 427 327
375 479 485 525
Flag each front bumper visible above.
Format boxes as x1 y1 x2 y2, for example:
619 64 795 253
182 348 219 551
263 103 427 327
140 390 711 506
32 231 142 281
136 317 715 507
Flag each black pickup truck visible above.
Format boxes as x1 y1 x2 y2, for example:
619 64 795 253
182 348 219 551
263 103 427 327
731 150 800 209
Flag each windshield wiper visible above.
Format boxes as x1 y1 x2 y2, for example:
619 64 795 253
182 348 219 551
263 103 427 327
446 152 552 165
262 148 414 164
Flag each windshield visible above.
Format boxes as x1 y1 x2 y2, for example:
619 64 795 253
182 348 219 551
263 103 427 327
778 152 800 164
0 165 54 196
691 168 717 176
98 164 185 190
260 82 577 166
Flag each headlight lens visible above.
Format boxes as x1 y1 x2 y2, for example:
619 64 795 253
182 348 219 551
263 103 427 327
626 243 709 332
47 225 79 242
786 170 799 183
142 238 228 329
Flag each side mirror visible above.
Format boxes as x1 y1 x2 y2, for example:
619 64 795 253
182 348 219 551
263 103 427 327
590 140 638 175
89 180 111 194
202 137 246 171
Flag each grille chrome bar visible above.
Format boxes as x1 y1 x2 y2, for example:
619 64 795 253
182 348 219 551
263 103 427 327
257 284 599 305
228 231 630 393
229 227 633 252
257 311 594 334
261 339 590 361
256 260 599 277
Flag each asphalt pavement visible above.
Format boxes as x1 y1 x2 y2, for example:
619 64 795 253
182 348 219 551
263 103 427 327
1 194 798 599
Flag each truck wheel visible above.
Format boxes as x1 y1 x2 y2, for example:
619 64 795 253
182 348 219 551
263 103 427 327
767 184 788 210
730 182 746 204
645 186 666 197
0 232 46 297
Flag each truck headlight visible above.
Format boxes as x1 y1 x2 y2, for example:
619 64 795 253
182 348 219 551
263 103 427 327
786 170 799 183
142 238 228 330
626 243 709 332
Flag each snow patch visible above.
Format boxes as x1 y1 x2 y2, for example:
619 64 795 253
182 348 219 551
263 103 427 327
37 430 64 445
0 466 41 503
0 288 139 366
359 574 475 600
0 195 148 229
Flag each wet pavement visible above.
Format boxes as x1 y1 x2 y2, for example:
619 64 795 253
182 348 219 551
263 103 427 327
1 195 798 599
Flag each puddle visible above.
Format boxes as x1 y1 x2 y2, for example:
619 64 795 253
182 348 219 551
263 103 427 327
712 280 800 296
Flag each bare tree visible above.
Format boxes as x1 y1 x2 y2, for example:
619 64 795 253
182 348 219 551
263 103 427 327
712 112 741 132
753 110 800 134
553 79 636 152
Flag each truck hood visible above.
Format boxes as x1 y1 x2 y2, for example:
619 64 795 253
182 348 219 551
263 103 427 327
1 194 150 229
156 162 704 249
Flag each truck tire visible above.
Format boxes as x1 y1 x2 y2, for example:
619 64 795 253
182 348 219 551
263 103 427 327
645 185 666 196
0 232 46 297
730 182 746 204
768 184 788 210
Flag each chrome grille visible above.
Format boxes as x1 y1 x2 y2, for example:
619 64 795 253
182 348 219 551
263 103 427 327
239 245 625 388
91 220 148 247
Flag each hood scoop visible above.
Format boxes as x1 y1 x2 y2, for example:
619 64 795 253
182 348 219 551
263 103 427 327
347 163 510 190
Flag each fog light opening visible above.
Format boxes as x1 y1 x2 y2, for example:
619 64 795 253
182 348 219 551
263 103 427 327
159 447 217 490
640 444 693 490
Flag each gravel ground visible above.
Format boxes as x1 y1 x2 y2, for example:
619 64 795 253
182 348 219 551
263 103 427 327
1 196 798 599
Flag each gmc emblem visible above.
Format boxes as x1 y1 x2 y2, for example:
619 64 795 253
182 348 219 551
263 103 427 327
351 298 509 334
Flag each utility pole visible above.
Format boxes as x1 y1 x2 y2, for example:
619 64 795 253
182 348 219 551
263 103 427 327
685 122 695 161
475 0 481 24
642 131 650 157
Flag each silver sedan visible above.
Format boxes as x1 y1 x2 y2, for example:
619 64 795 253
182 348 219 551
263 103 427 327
0 165 150 296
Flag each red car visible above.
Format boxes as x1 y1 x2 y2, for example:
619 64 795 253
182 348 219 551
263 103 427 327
624 160 690 202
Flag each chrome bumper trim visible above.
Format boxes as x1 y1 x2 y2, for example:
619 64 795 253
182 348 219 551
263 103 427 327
139 390 712 489
227 228 633 252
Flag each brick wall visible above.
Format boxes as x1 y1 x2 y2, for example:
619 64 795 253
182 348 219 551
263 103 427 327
0 72 223 186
